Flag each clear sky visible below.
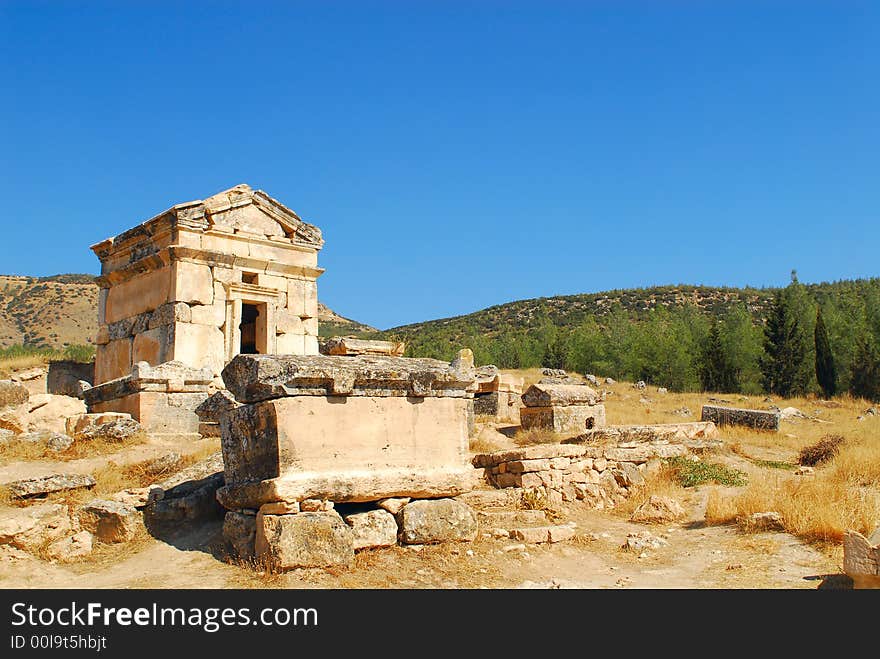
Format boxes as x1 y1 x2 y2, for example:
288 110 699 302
1 1 877 330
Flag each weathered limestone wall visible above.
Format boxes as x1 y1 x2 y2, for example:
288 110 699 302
216 351 477 510
219 396 473 507
701 405 780 431
473 442 687 510
91 184 325 385
518 382 607 434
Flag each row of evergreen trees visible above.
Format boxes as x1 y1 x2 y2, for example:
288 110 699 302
400 274 880 400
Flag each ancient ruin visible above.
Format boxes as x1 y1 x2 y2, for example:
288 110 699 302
701 404 781 431
519 383 606 433
85 184 324 431
473 366 524 425
217 350 480 569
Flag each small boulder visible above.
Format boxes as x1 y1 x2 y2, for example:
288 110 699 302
0 380 29 410
397 498 478 545
344 509 399 550
77 500 142 543
613 462 646 488
624 531 667 552
141 452 183 478
585 374 600 386
630 495 686 524
605 377 616 385
634 381 647 390
377 497 411 515
256 510 354 570
22 394 86 434
657 387 668 394
745 511 784 531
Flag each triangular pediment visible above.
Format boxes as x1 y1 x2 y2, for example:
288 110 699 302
176 184 324 249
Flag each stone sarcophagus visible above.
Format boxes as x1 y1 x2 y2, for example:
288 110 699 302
519 383 606 434
215 353 478 510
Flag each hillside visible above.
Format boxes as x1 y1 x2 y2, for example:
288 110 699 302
381 284 777 341
0 275 375 349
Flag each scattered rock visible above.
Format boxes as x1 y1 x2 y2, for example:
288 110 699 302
613 462 645 488
864 407 878 417
256 511 354 570
605 378 616 385
144 472 225 527
639 396 652 404
21 394 86 434
77 500 142 543
141 452 183 478
541 369 567 377
634 381 646 390
0 380 29 410
69 414 142 442
657 387 668 395
503 543 527 553
0 428 14 444
745 511 784 531
6 473 95 499
46 531 93 562
343 509 398 550
584 374 600 386
509 523 576 544
624 531 667 552
780 407 810 421
0 503 72 552
14 430 74 452
630 495 686 524
672 407 692 417
794 466 815 476
397 498 478 544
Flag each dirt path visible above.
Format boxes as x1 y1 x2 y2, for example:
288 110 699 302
0 487 843 590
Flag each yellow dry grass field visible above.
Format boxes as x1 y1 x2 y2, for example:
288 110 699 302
498 370 880 551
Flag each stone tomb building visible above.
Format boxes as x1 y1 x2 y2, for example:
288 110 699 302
85 184 324 434
91 183 324 385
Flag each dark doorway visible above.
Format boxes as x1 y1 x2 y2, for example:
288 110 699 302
240 303 260 354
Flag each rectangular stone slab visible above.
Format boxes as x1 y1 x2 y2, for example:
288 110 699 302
565 421 719 444
217 395 474 508
221 353 476 403
321 337 406 356
521 383 599 407
701 405 780 431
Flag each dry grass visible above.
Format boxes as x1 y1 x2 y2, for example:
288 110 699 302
0 429 150 466
512 427 563 446
469 436 502 454
0 354 51 379
498 369 880 549
613 464 688 520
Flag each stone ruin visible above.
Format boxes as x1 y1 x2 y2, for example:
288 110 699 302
472 365 524 425
520 383 606 433
217 350 480 569
86 184 324 433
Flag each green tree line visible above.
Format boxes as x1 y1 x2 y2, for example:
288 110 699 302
386 276 880 400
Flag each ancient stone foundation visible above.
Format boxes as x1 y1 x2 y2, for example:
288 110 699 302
519 383 606 434
701 405 780 431
473 442 686 509
472 369 524 425
216 352 480 569
83 361 212 437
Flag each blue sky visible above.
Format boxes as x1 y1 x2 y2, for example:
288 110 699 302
1 1 877 330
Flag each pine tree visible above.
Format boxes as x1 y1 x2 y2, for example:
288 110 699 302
851 334 880 402
760 283 811 397
701 321 737 392
814 307 837 398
